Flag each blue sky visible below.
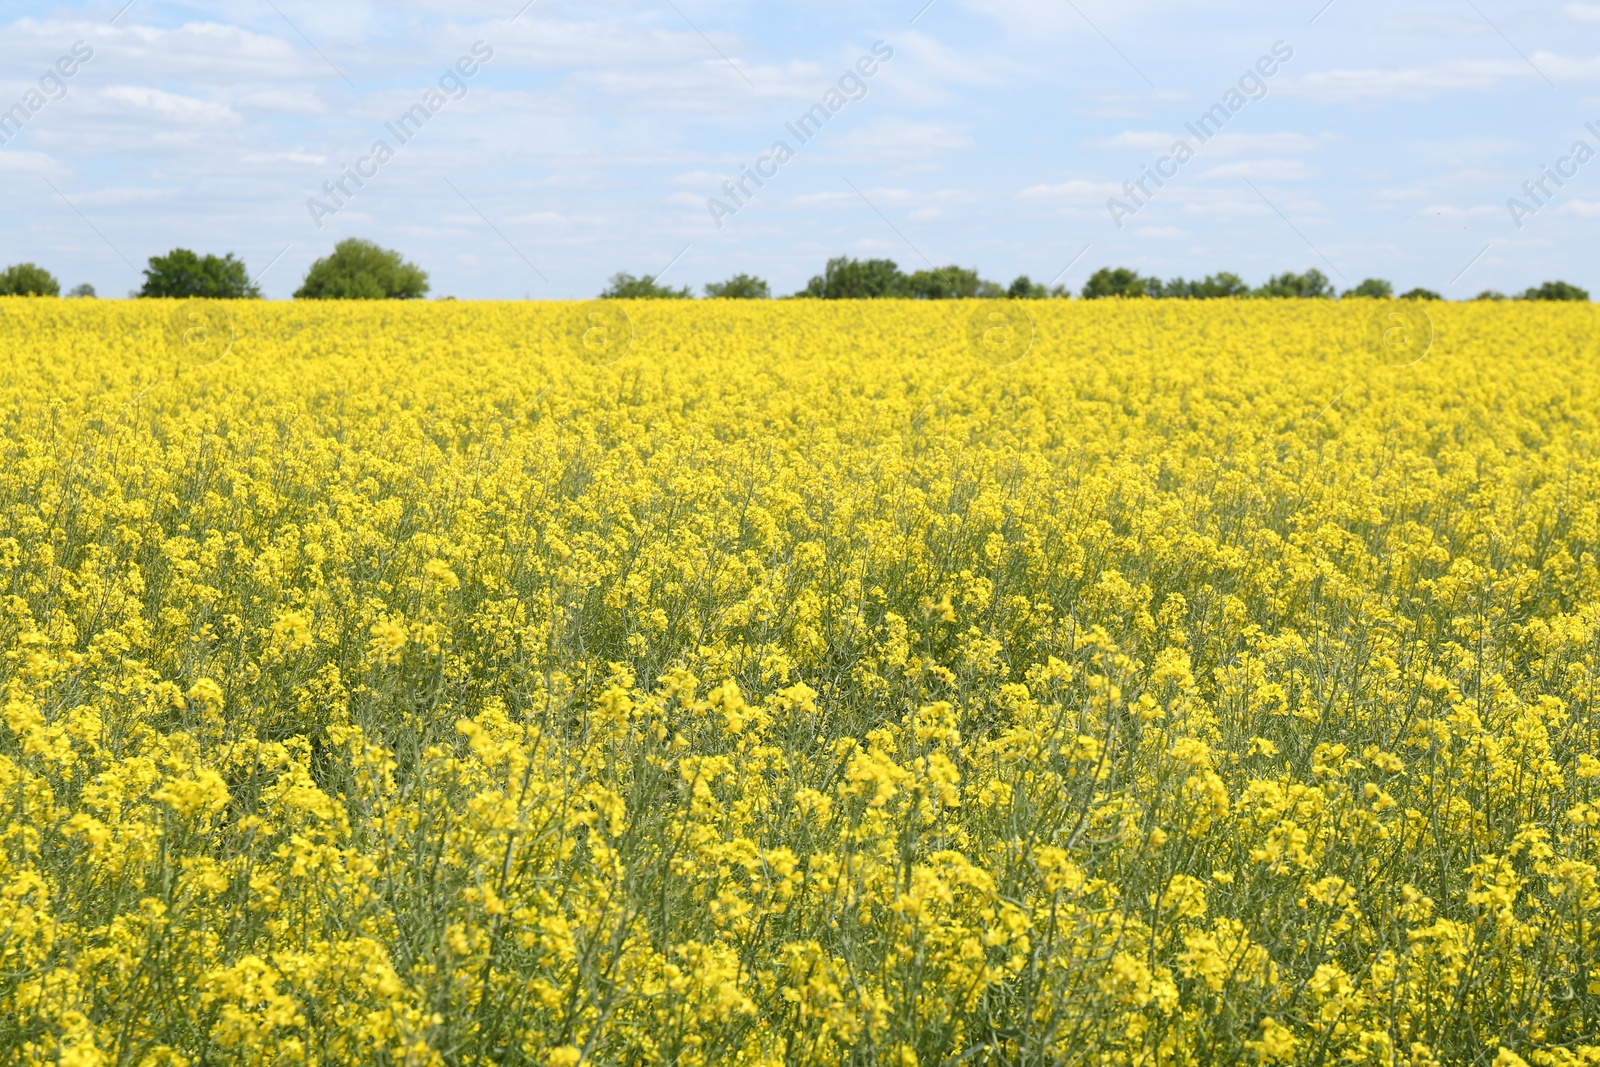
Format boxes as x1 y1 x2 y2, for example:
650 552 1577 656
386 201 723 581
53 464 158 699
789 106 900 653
2 0 1599 299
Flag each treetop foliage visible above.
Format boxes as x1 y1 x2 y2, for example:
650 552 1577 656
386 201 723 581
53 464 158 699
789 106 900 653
600 273 693 299
295 239 429 300
140 249 261 299
0 263 61 297
705 274 771 299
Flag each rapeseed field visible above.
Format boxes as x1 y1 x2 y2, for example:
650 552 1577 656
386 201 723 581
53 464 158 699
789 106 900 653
2 296 1598 1066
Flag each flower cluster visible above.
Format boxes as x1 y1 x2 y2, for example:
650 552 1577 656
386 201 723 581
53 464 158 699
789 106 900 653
1 296 1599 1065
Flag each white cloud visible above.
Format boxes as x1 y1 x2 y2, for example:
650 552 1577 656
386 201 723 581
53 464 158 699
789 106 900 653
240 150 329 165
235 90 327 114
100 86 240 126
65 186 175 207
1285 52 1600 102
1281 59 1526 101
823 118 975 162
890 31 1015 95
502 210 585 226
97 21 319 83
1179 199 1272 219
1532 51 1600 80
791 191 854 206
1089 131 1333 156
1377 13 1488 35
1415 203 1502 219
1202 159 1318 180
1084 130 1174 151
1202 132 1333 157
1017 179 1123 202
840 186 924 207
1407 136 1525 163
1566 3 1600 21
0 149 61 174
672 170 726 187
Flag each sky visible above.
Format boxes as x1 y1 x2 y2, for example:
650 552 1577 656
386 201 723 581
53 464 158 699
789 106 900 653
1 0 1598 300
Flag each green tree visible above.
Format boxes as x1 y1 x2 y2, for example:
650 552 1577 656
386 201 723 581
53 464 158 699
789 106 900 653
295 239 429 300
1348 278 1393 298
600 272 692 299
1473 290 1508 301
705 273 770 299
67 283 96 298
1007 275 1055 299
1254 269 1336 299
800 257 908 299
1399 287 1441 300
1521 280 1590 301
1160 273 1249 298
140 249 260 299
0 263 61 297
1081 267 1159 299
906 265 999 299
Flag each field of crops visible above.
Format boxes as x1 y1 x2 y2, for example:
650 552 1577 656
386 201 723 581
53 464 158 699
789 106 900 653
2 296 1599 1066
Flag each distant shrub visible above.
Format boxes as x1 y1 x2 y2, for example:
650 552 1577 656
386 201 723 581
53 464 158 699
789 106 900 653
601 273 692 299
1521 280 1589 301
1081 267 1159 299
1254 269 1335 299
705 274 771 299
800 257 908 299
140 249 261 299
907 265 1004 300
0 263 61 297
296 239 429 300
998 275 1062 300
1348 278 1393 298
1161 273 1250 299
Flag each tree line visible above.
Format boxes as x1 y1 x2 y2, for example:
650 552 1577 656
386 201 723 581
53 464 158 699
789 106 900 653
2 244 1589 302
606 259 1591 302
0 239 427 300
